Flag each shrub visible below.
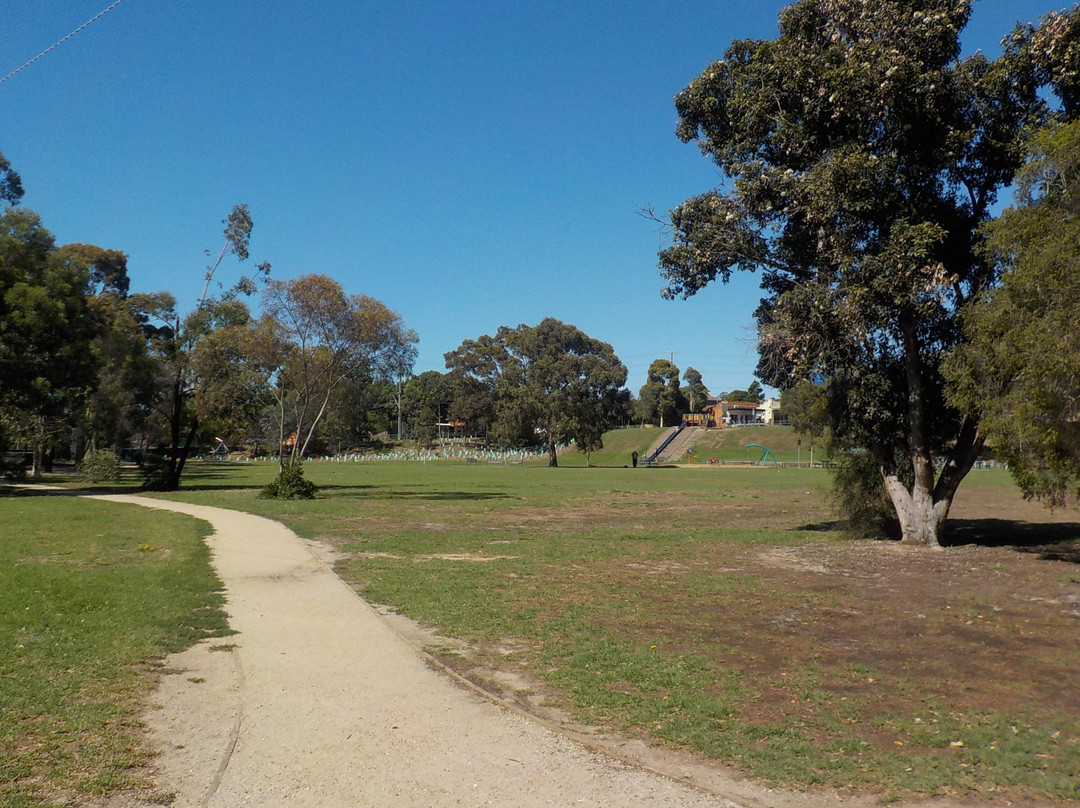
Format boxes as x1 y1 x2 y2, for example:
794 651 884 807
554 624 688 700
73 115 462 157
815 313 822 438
259 462 318 500
139 454 171 491
78 449 120 483
831 448 900 539
0 456 27 483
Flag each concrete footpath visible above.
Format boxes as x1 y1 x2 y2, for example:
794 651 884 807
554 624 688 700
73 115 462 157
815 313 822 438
93 495 748 808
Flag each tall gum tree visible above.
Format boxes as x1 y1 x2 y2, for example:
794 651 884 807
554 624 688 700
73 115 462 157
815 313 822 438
445 319 628 467
683 367 708 413
141 204 269 490
0 210 99 474
657 0 1068 546
257 274 417 469
639 358 683 428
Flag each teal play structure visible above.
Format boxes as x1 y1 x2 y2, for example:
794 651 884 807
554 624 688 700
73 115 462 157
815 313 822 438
746 443 778 468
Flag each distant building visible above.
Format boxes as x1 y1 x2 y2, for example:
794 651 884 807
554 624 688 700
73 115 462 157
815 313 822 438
761 397 782 425
701 396 783 427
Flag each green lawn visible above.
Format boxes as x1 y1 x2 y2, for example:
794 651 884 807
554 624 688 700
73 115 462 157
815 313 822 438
0 495 231 808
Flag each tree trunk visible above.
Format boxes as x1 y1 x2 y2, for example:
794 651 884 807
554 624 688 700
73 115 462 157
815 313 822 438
168 418 198 490
880 339 937 541
159 364 198 491
548 441 558 467
163 372 184 489
891 312 946 546
886 314 985 547
30 417 46 478
882 472 949 547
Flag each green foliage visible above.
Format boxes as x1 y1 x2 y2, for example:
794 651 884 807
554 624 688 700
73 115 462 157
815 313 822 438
781 380 829 441
831 448 899 539
446 318 628 466
947 119 1080 505
638 358 684 427
135 206 270 492
0 208 99 420
78 449 120 483
139 454 173 491
401 370 454 439
259 462 318 499
82 292 160 452
0 150 24 204
0 452 26 483
258 274 418 465
682 366 708 412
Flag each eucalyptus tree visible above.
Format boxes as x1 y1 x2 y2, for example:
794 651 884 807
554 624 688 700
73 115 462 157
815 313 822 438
0 209 99 474
257 274 417 470
638 358 683 427
782 378 830 464
0 156 150 470
445 318 628 466
0 151 22 204
683 367 709 412
657 0 1068 545
401 370 454 443
141 204 269 490
63 244 159 455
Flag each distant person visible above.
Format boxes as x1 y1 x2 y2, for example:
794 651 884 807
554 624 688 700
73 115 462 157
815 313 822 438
631 450 639 468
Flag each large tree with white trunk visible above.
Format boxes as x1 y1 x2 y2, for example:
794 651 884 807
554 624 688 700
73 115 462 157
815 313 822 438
658 0 1074 546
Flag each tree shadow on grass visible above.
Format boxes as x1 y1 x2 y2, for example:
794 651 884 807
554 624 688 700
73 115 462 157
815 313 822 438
368 489 510 502
791 517 1080 564
795 520 846 532
6 480 268 496
944 518 1080 562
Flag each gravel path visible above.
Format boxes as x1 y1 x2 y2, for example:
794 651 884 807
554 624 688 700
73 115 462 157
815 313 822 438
93 495 751 808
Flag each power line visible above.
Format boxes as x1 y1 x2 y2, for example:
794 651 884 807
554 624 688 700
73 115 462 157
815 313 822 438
0 0 128 86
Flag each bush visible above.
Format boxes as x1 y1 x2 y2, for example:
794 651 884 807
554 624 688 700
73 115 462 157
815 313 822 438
78 449 120 483
831 448 900 539
0 455 27 484
139 454 172 491
259 462 318 500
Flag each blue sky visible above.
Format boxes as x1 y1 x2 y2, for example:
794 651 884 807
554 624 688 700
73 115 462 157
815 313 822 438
1 0 1058 395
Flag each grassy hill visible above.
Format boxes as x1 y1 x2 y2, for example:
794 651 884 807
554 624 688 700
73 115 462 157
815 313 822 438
555 425 818 467
674 425 816 463
554 427 660 467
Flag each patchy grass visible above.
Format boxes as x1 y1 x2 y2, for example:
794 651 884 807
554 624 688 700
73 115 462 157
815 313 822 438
0 495 230 808
23 451 1080 802
144 460 1080 803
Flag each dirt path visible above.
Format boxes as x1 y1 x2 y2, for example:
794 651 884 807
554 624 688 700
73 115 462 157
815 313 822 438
94 495 774 807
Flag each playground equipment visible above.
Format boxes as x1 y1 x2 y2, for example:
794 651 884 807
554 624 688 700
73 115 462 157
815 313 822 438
746 443 778 468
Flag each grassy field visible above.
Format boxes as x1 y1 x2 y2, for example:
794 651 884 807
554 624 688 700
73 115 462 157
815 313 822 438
138 457 1080 803
0 495 231 808
7 447 1080 804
